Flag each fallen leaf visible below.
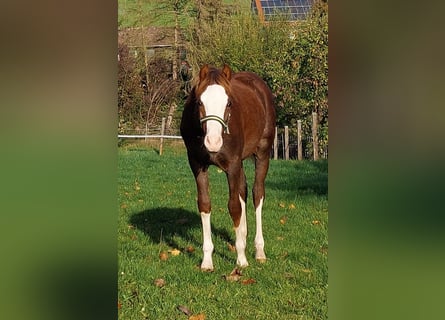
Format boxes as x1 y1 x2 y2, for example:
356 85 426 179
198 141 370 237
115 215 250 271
177 305 192 316
154 278 166 287
117 301 122 309
189 314 206 320
280 216 288 225
169 248 181 256
279 202 286 208
223 268 242 282
312 220 320 225
241 278 256 285
185 246 195 253
276 236 284 241
289 203 296 209
159 251 168 261
227 243 236 252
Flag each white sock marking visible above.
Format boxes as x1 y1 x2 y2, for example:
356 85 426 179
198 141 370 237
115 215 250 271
235 195 248 267
254 197 266 261
200 212 214 270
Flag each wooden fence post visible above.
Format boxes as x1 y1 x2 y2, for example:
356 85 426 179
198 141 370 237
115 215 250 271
284 126 289 160
274 126 278 160
297 120 302 160
312 112 319 160
159 117 166 156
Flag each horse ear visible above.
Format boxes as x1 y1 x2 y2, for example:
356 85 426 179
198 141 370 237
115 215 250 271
222 64 232 81
199 64 209 81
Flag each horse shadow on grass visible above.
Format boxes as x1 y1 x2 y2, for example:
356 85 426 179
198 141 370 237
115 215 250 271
130 207 236 263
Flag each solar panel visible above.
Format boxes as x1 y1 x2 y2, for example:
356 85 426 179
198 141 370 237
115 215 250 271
252 0 314 21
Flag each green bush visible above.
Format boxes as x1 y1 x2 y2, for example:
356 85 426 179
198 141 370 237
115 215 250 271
186 0 328 156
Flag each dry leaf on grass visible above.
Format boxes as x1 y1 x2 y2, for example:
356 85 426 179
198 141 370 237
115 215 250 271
223 268 242 282
189 314 206 320
169 248 181 256
153 278 166 288
241 278 256 285
177 305 192 316
185 245 195 253
227 242 236 252
280 216 288 224
159 251 168 261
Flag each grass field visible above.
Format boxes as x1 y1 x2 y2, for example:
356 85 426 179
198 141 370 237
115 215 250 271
118 142 328 319
118 0 251 28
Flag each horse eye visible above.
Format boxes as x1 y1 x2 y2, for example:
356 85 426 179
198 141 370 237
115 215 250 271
227 100 232 107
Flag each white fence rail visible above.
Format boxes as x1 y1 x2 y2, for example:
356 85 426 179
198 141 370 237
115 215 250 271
117 134 182 139
118 114 327 160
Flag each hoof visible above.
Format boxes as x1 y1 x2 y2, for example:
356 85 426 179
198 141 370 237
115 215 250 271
256 258 267 264
200 263 214 272
236 261 249 268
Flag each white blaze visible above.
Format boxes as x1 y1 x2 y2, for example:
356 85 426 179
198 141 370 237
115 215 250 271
200 84 228 152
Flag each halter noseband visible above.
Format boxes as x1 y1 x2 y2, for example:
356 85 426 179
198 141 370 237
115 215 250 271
200 115 230 134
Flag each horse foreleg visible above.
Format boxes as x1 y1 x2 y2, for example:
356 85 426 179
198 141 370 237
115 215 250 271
200 211 214 271
228 165 249 267
235 194 248 267
194 166 214 271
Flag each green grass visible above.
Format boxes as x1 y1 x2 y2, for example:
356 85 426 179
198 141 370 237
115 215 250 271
118 0 252 28
118 143 328 319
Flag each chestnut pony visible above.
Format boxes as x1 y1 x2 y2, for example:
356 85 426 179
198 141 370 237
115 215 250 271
180 64 276 271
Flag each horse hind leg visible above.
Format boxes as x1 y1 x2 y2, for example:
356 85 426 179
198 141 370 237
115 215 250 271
253 153 270 263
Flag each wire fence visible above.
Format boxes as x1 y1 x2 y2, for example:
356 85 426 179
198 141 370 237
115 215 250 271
118 116 328 160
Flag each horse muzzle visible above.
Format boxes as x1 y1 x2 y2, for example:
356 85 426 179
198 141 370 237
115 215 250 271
204 134 223 152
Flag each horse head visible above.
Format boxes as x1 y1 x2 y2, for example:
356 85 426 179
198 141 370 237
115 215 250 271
196 64 232 153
